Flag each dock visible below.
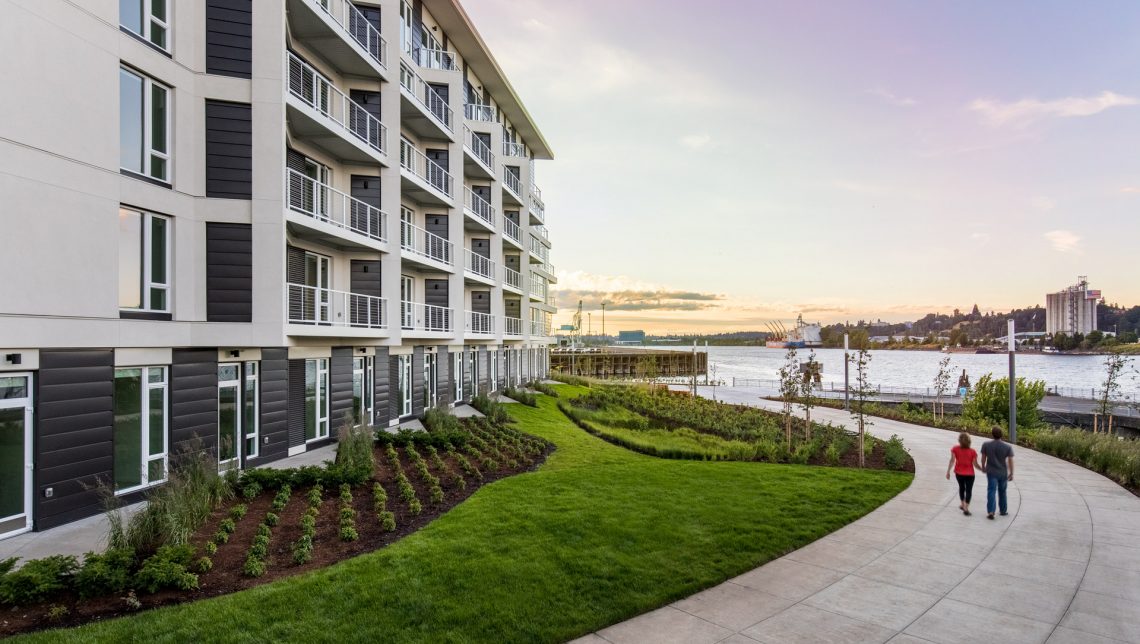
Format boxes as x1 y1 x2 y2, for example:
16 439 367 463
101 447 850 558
551 347 707 379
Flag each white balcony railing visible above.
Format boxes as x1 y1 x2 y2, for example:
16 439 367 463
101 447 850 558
309 0 386 70
463 187 495 227
400 139 453 197
504 316 523 336
530 320 551 336
287 169 387 242
531 184 543 204
401 301 452 332
464 125 494 169
533 224 549 241
503 140 526 157
466 311 495 335
530 275 547 299
464 249 495 280
502 266 522 290
503 216 521 244
287 283 387 329
400 63 452 132
465 104 495 122
411 47 458 71
400 219 453 265
531 197 546 222
530 236 550 262
503 168 522 198
288 52 387 156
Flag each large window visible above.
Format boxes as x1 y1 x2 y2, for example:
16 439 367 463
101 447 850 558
423 353 437 410
397 354 412 417
452 351 463 402
120 0 170 51
120 67 170 182
119 207 170 312
218 362 258 470
353 357 374 426
305 359 330 441
113 367 168 493
489 349 498 391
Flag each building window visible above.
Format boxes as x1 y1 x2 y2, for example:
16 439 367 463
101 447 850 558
113 366 168 493
120 67 170 182
489 349 498 391
119 207 170 312
397 354 412 417
218 362 258 470
353 357 374 426
305 359 329 441
243 362 259 458
120 0 169 51
452 351 463 402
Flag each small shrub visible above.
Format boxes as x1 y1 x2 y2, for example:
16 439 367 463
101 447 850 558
292 534 313 565
256 523 271 540
429 484 444 505
123 590 141 610
0 555 79 605
213 530 229 545
884 435 909 470
195 557 213 573
135 546 198 593
379 511 396 532
330 422 376 486
204 541 217 556
825 441 842 465
300 514 316 533
228 504 248 521
422 407 461 434
219 518 236 535
47 603 69 621
242 556 266 578
249 534 270 559
264 512 279 527
340 526 359 542
242 482 262 500
74 548 135 599
408 498 422 516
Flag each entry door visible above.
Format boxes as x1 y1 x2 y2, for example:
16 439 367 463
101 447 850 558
0 374 33 538
452 351 463 402
423 353 437 409
401 275 414 329
306 252 330 324
353 357 374 426
398 355 413 417
217 365 242 471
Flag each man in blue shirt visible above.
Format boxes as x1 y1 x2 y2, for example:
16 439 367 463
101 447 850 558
980 426 1015 519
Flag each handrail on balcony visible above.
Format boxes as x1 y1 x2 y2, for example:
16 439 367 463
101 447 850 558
288 52 387 156
287 168 387 242
533 224 549 241
309 0 387 70
399 218 453 265
287 283 387 329
466 310 495 335
529 236 550 262
502 140 526 157
502 266 522 290
399 63 453 132
531 184 543 203
463 125 494 169
464 249 496 280
530 274 547 299
504 316 523 336
463 186 495 227
503 216 521 244
412 47 458 71
400 139 453 198
465 103 495 122
401 301 452 332
503 168 522 197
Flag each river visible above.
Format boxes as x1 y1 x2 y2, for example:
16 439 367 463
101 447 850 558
642 346 1140 398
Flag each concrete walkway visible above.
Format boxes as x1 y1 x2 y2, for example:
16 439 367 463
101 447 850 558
574 386 1140 644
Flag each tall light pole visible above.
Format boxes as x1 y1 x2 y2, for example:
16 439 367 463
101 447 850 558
601 302 607 344
844 333 850 411
1008 319 1017 444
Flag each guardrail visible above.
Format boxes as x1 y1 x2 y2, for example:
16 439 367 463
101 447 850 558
464 124 494 169
400 218 453 265
502 266 522 290
530 274 547 299
399 63 452 131
464 103 495 122
530 320 551 336
288 52 386 155
530 236 549 262
401 301 452 332
286 169 386 242
466 311 495 335
504 316 523 336
411 47 457 71
464 249 495 280
287 283 386 329
503 216 522 244
503 168 522 198
503 139 526 157
463 186 495 227
400 138 453 197
308 0 387 69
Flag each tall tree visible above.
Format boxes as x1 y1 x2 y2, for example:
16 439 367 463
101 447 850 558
778 347 800 449
799 350 819 440
849 348 874 468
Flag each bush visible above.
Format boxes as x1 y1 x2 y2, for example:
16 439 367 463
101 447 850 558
135 545 197 593
74 548 135 599
532 382 559 398
0 555 79 605
204 541 217 556
375 427 468 450
242 556 266 578
264 512 279 527
422 407 461 434
471 395 511 424
195 557 213 573
503 386 538 407
551 373 592 387
228 504 248 521
219 518 236 535
962 375 1046 428
884 435 909 470
330 422 376 485
292 534 313 565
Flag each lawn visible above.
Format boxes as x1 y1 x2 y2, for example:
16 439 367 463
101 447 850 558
21 385 912 643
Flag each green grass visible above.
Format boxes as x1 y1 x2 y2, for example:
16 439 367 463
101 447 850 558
22 385 911 643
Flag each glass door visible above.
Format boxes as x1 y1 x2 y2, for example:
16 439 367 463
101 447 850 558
305 252 330 325
452 351 463 402
423 353 437 409
397 355 413 417
0 374 33 538
401 275 414 329
353 356 374 426
217 365 241 471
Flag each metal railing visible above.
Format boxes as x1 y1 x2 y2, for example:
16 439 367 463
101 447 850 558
463 186 495 227
530 320 551 336
503 216 522 244
287 283 386 329
465 103 495 122
533 224 549 241
546 292 556 307
530 196 545 222
502 266 522 290
287 169 387 242
503 140 526 157
399 63 452 131
466 311 495 335
530 236 550 262
400 139 453 197
530 274 547 299
504 316 523 336
411 47 457 71
288 52 387 156
464 249 495 280
401 301 452 332
400 218 453 265
463 125 494 169
503 168 522 198
307 0 386 70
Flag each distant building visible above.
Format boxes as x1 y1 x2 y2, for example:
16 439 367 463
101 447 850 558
1046 277 1099 336
617 330 646 345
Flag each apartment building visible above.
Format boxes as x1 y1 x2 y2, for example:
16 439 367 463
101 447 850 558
0 0 556 538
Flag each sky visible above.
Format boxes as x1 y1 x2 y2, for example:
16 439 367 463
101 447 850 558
463 1 1140 334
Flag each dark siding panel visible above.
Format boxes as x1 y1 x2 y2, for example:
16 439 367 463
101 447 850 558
255 348 289 464
206 0 252 79
287 360 305 449
206 223 252 322
205 100 252 198
436 347 451 406
373 348 390 426
425 279 448 308
471 290 491 314
350 260 382 299
388 355 400 421
472 238 490 258
34 350 114 530
351 175 381 209
330 348 354 429
425 214 448 240
171 349 218 460
411 347 424 417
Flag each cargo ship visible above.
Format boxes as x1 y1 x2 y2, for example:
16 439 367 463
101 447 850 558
765 315 822 349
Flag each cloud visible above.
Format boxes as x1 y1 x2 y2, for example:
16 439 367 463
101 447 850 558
554 289 724 312
968 91 1139 128
868 87 916 107
680 134 711 149
1122 187 1140 194
1031 196 1056 211
1044 229 1082 253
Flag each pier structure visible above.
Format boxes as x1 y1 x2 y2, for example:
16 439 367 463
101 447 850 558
551 347 707 380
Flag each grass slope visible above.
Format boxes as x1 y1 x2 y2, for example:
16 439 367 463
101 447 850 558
23 385 911 643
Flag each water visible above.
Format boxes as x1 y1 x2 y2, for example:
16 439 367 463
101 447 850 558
644 346 1140 398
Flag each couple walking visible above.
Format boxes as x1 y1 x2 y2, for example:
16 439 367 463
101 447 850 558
945 427 1015 519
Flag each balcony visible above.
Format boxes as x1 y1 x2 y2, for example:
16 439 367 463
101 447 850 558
286 0 387 78
286 283 387 336
502 140 526 158
465 104 495 122
504 316 523 337
529 319 552 337
529 235 550 264
533 224 549 241
463 125 494 179
463 249 496 285
286 53 387 165
286 169 387 251
410 47 459 72
400 139 453 205
502 216 523 249
502 266 523 294
529 275 547 301
399 63 453 139
400 219 453 271
529 186 545 224
502 168 524 206
463 187 495 232
465 311 495 337
401 301 453 335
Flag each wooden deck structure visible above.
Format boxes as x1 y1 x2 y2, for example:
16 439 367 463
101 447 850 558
551 347 707 379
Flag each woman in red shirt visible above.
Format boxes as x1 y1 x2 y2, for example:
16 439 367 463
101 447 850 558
946 432 982 516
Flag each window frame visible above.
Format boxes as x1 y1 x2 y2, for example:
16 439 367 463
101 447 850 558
119 66 171 183
121 0 171 52
119 207 171 313
113 366 168 495
305 358 330 442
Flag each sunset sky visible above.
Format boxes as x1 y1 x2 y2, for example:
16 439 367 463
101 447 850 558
466 1 1140 334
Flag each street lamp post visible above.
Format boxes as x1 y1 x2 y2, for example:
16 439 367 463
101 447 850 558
1008 319 1017 444
844 333 850 412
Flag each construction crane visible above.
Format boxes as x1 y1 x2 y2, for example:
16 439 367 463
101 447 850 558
570 300 583 348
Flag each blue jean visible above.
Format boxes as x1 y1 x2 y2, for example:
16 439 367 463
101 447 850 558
987 473 1008 515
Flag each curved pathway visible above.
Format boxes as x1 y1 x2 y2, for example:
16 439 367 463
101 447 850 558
573 387 1140 644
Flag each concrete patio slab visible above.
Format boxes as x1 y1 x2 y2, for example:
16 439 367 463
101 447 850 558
595 606 731 644
670 581 792 631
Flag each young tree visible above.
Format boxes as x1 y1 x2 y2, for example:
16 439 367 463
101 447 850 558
798 350 819 440
1096 353 1131 434
849 348 874 468
708 362 719 401
778 347 800 449
932 354 954 421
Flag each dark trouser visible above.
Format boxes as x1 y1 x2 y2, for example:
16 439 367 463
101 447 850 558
987 473 1008 515
955 474 975 504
